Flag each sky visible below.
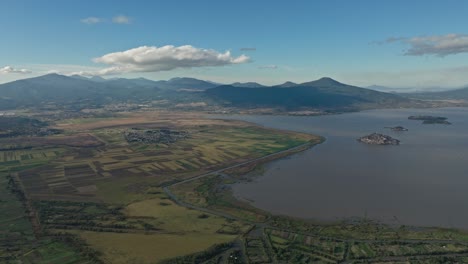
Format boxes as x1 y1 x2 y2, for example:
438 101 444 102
1 0 468 89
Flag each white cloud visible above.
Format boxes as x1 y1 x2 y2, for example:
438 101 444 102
386 34 468 57
80 17 102 24
258 65 278 69
0 66 32 74
112 15 131 24
87 45 250 76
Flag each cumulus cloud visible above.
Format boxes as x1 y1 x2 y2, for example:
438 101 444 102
87 45 250 75
0 66 32 74
80 17 102 24
386 34 468 57
258 65 278 69
240 47 256 51
112 15 131 24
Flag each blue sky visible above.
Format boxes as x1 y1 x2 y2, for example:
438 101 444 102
1 0 468 89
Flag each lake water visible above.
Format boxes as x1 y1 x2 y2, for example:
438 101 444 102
217 108 468 229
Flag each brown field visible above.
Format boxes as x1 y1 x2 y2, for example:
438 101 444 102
55 111 248 131
14 114 317 203
0 133 104 149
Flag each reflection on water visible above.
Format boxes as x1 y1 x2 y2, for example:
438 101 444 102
216 108 468 229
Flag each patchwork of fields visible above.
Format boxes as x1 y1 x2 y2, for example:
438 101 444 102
12 124 314 203
0 114 317 263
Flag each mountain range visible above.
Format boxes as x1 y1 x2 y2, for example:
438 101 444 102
2 73 464 111
404 86 468 100
207 77 411 110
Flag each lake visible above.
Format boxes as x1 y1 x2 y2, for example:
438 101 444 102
217 108 468 229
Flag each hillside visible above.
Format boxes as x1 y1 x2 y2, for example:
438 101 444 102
205 77 411 111
153 77 219 90
404 86 468 100
0 75 420 112
0 74 221 110
231 82 266 88
0 74 161 110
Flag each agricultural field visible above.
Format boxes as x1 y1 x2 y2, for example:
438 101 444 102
0 133 104 149
1 113 319 263
6 113 468 263
15 117 317 204
36 192 249 263
75 231 236 264
0 169 98 263
0 148 65 171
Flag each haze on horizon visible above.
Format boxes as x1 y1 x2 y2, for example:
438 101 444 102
2 0 468 90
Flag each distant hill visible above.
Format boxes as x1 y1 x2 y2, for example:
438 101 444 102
153 77 219 90
0 74 421 112
231 82 265 88
205 77 412 111
368 85 453 93
367 85 401 92
72 75 217 90
274 81 298 88
404 86 468 100
0 74 160 110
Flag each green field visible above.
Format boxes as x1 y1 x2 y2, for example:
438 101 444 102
172 174 269 222
76 231 236 264
0 169 97 263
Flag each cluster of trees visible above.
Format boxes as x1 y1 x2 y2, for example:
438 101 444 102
161 242 234 264
49 232 104 263
36 201 160 233
0 117 56 138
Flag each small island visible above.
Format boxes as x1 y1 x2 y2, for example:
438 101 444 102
357 133 400 145
408 115 452 125
385 126 408 131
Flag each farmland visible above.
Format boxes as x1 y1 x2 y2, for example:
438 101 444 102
0 112 318 263
0 168 98 263
13 115 316 203
5 111 468 263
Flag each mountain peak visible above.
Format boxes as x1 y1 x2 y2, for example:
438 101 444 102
90 76 106 82
43 73 66 78
300 77 344 87
231 82 265 88
275 81 297 88
163 77 218 90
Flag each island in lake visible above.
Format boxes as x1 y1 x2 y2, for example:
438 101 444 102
385 126 408 131
358 133 400 145
408 115 452 125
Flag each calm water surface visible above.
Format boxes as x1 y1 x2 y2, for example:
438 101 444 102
216 108 468 229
